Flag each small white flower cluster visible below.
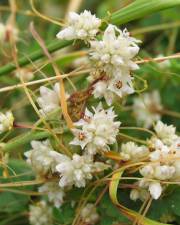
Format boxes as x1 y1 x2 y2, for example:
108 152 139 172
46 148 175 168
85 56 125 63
29 201 53 225
37 83 69 115
24 139 63 176
133 90 162 128
57 11 141 106
120 141 149 162
0 23 18 43
38 182 65 208
90 24 140 105
130 121 180 201
56 153 108 188
25 139 108 206
57 10 101 41
37 83 61 115
70 103 121 155
80 203 99 225
0 111 14 134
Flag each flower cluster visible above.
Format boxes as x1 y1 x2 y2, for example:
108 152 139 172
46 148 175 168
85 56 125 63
0 111 14 134
129 121 180 200
56 153 108 188
18 9 179 225
57 10 101 41
57 11 140 106
80 203 99 224
37 83 69 115
70 103 120 155
133 90 162 128
24 140 63 176
37 83 61 115
25 139 108 217
120 141 149 162
29 201 53 225
38 182 65 208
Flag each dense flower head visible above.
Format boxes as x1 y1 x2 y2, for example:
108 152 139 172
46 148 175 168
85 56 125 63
37 83 60 115
92 71 134 105
90 24 140 76
24 140 63 176
0 111 14 134
133 90 162 128
120 141 149 161
56 153 109 188
154 121 178 146
38 182 65 208
37 83 69 115
80 203 99 224
56 10 101 41
70 103 121 155
29 201 53 225
130 121 180 200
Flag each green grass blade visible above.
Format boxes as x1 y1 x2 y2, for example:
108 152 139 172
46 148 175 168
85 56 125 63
111 0 180 26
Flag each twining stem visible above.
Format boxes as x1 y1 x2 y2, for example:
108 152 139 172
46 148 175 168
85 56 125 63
2 130 51 152
132 21 180 35
0 178 45 187
1 0 180 76
0 39 72 76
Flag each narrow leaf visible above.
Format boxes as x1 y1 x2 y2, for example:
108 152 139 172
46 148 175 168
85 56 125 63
109 170 171 225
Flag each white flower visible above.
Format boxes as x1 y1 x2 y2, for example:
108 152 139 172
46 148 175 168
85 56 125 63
70 103 121 155
0 23 18 43
90 24 140 76
24 139 63 176
130 188 149 202
56 10 101 41
56 153 108 188
108 75 134 98
37 82 69 115
92 71 134 105
140 165 154 178
131 180 162 200
0 111 14 133
154 165 175 180
92 80 114 106
149 182 162 200
80 203 99 224
130 189 140 201
29 201 53 225
38 182 65 208
154 121 177 145
15 68 34 82
131 122 179 201
133 90 162 128
120 142 149 161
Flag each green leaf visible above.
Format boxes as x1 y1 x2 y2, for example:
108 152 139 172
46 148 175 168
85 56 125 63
53 203 75 224
109 170 170 225
111 0 180 26
149 187 180 219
